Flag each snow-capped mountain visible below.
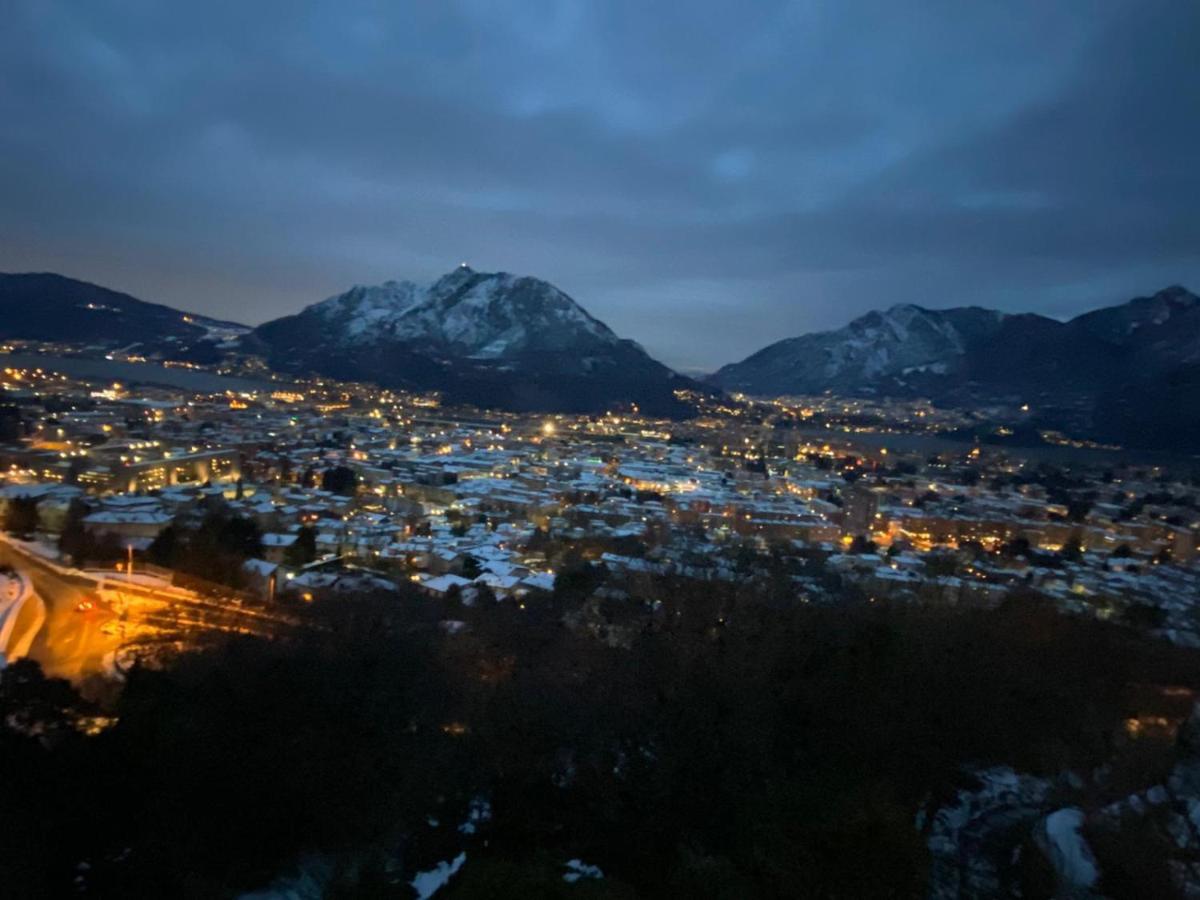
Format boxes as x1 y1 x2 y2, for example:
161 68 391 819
251 266 704 416
1070 284 1200 367
711 285 1200 450
712 286 1200 399
711 303 1008 395
294 265 621 358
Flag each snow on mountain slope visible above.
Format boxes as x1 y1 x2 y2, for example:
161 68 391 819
713 285 1200 402
251 266 703 417
710 285 1200 450
1071 285 1199 341
299 265 619 358
711 304 1007 395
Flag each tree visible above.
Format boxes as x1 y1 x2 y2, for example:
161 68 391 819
525 528 552 553
3 580 1200 896
216 514 264 559
146 512 263 589
0 658 91 741
284 526 318 567
1002 535 1033 559
461 555 482 580
1067 497 1094 523
92 531 125 564
848 535 877 555
65 456 88 486
57 498 91 564
959 467 982 486
1060 537 1084 563
147 524 180 568
3 496 39 537
321 466 358 495
553 551 605 600
923 553 959 577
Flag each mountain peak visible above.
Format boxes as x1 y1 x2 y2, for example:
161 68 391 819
309 268 606 339
1068 283 1200 343
882 303 929 316
1154 284 1197 304
431 263 482 294
712 283 1200 448
252 267 705 416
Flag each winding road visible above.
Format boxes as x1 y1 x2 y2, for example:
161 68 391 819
0 535 302 682
0 539 120 680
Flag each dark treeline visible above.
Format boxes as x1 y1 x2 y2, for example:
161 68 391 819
1 582 1198 898
146 508 264 590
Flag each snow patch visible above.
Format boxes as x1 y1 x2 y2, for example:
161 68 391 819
410 852 467 900
563 859 604 883
299 269 616 357
458 796 492 835
1038 808 1099 889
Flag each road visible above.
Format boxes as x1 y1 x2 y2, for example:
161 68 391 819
0 541 120 680
0 537 305 682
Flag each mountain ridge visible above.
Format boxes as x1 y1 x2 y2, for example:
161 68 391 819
0 272 248 364
4 269 1197 442
712 285 1198 395
711 285 1200 449
249 265 703 417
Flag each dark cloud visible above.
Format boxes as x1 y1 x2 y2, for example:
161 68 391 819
1 0 1196 371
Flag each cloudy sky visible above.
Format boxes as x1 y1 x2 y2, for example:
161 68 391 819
2 1 1197 371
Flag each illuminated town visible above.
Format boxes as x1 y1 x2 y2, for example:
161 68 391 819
4 2 1199 893
2 344 1197 688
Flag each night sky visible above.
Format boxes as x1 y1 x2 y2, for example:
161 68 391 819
2 1 1197 372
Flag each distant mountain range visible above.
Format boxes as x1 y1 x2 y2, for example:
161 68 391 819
3 270 1197 447
0 269 701 417
711 285 1200 450
0 272 248 364
247 265 702 416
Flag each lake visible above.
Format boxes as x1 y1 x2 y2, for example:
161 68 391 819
787 426 1199 470
1 353 285 395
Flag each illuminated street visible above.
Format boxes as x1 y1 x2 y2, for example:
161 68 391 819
0 535 298 681
0 538 118 680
